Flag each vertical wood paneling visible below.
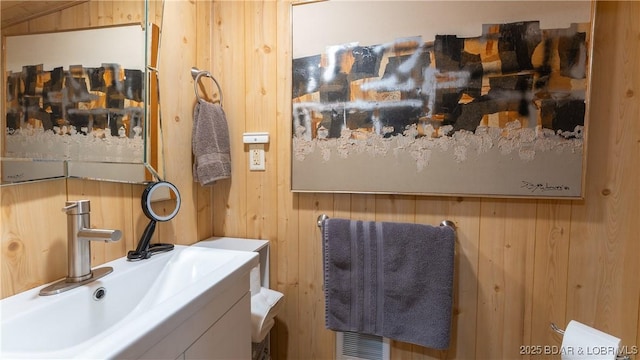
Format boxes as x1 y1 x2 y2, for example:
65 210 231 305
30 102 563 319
211 1 248 238
1 181 67 295
59 2 90 28
350 194 376 222
113 1 143 24
476 200 536 359
94 0 114 26
333 194 351 219
2 2 639 360
275 1 299 357
157 0 198 245
530 200 571 349
195 0 214 240
298 193 335 359
566 0 640 347
26 11 58 32
2 21 28 35
245 1 278 243
148 0 164 28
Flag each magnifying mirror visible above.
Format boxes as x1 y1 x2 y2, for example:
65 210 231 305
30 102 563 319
127 181 181 261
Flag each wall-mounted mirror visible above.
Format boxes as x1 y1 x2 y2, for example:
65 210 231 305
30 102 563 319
1 0 164 185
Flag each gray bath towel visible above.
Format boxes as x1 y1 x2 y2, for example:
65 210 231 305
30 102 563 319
192 101 231 185
322 218 455 349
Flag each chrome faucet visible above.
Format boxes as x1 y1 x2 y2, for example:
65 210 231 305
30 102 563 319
39 200 122 296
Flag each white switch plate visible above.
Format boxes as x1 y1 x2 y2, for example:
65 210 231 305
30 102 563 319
249 144 265 171
243 132 270 144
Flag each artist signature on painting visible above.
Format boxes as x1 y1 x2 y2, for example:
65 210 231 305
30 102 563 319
7 173 25 180
521 181 570 193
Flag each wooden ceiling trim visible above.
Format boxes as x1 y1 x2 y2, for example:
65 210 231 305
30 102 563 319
1 1 89 29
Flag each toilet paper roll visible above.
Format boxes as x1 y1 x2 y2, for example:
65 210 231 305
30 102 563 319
250 287 284 343
561 320 621 360
252 317 275 343
250 266 261 296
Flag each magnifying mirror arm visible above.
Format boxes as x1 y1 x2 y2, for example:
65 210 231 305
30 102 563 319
127 219 175 261
128 219 157 260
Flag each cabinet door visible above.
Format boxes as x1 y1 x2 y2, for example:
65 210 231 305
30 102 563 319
184 293 251 359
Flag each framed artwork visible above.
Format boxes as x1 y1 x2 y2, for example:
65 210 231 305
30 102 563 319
291 1 594 198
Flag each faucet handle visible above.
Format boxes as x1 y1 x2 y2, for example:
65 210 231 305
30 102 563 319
62 200 91 214
62 203 78 212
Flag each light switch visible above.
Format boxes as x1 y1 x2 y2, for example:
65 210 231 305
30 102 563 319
243 132 269 144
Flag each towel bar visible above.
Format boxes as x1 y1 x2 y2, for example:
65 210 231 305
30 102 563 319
190 67 223 105
316 214 456 230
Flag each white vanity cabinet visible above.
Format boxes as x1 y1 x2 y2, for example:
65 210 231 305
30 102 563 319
183 293 251 359
192 237 271 360
138 262 254 360
0 246 257 360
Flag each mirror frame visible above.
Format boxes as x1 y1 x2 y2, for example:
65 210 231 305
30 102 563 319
0 0 164 185
142 181 181 222
127 180 180 261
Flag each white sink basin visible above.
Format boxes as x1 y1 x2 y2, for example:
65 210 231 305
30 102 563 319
0 245 258 359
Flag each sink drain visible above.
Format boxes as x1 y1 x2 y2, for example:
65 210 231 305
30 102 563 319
93 287 107 301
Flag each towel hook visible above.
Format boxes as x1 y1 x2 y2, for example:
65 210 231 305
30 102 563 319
191 67 223 106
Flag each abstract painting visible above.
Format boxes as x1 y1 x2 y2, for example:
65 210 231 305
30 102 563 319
4 25 146 163
291 1 593 198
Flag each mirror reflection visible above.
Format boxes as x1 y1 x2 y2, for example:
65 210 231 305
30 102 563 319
1 0 163 185
5 26 146 161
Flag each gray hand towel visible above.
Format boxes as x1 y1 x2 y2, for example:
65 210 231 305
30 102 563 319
192 101 231 185
322 218 455 350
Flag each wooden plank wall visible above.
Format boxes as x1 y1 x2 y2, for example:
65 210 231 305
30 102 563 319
1 1 639 360
211 1 640 359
